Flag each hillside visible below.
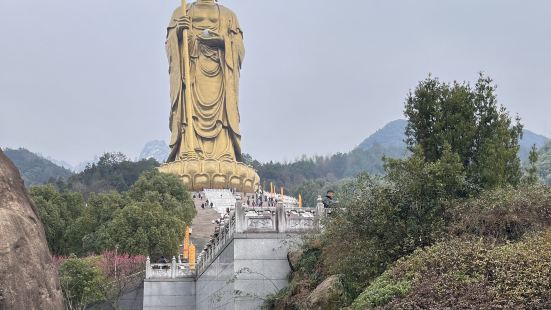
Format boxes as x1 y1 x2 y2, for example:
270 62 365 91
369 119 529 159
350 186 551 309
521 130 550 161
357 119 549 162
65 153 160 197
357 119 408 152
537 141 551 185
7 121 548 192
3 148 73 186
254 120 550 206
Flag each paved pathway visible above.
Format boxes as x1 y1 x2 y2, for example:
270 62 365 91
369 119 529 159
189 192 221 252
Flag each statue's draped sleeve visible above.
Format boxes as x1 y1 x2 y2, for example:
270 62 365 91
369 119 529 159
221 6 245 136
166 7 186 148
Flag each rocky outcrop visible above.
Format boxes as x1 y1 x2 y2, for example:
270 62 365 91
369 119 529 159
0 149 63 310
305 275 345 310
287 250 304 272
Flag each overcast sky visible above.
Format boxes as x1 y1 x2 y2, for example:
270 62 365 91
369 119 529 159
1 0 550 166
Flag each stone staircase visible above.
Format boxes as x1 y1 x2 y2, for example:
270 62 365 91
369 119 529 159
189 192 224 252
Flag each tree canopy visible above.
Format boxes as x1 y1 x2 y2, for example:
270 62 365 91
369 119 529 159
31 170 196 258
405 74 523 190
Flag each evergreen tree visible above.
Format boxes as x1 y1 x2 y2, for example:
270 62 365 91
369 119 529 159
524 144 539 185
404 73 523 190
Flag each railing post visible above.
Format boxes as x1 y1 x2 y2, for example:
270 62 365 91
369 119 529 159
316 196 324 217
236 198 244 233
316 195 325 230
171 256 176 279
145 256 151 279
276 202 286 233
228 213 233 234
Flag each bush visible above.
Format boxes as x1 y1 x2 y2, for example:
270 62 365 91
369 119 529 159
350 273 411 309
352 230 551 309
56 252 145 310
448 185 551 242
59 255 106 310
321 146 467 296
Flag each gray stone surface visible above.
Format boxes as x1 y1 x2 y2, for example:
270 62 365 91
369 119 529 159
143 279 196 310
89 282 144 310
143 233 301 310
196 234 297 310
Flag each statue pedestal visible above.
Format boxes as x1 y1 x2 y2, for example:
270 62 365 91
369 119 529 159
158 159 260 192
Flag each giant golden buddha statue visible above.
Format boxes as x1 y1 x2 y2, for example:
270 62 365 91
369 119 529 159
159 0 259 192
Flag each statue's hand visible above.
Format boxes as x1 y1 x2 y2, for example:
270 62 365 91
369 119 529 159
176 16 192 33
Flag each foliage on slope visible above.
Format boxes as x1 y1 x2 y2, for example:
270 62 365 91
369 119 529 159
64 152 159 197
4 147 73 185
268 74 544 309
352 232 551 309
538 141 551 185
351 185 551 309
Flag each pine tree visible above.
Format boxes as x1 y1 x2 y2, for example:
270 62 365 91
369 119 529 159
524 144 540 185
404 73 523 190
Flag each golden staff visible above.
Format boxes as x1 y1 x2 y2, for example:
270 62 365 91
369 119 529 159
181 0 196 159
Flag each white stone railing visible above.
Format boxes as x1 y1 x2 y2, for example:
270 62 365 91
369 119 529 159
195 210 236 276
195 197 326 276
235 196 326 233
145 256 194 279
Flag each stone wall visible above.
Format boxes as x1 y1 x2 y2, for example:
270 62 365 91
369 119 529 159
143 278 196 310
196 233 296 310
143 233 299 310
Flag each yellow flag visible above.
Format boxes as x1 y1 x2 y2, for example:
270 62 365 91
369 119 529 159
189 244 196 270
183 226 190 259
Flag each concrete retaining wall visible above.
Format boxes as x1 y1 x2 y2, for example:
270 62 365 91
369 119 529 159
144 233 298 310
143 278 196 310
196 233 296 310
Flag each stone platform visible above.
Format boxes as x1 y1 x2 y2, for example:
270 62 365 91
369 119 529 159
159 159 260 193
143 197 326 310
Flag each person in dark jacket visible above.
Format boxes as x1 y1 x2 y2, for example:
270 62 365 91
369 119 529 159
322 190 336 208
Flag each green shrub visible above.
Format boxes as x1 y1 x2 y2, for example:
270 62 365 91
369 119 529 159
353 230 551 309
448 185 551 242
59 256 106 309
350 273 411 309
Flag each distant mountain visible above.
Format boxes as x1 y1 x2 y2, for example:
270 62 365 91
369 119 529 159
358 119 408 151
357 119 409 159
139 140 169 164
3 148 73 186
519 130 550 162
537 141 551 185
357 119 549 162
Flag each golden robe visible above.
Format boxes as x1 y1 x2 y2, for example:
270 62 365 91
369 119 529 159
166 3 244 163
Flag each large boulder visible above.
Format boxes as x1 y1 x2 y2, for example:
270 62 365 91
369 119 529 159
287 250 304 272
0 149 63 309
305 275 346 310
